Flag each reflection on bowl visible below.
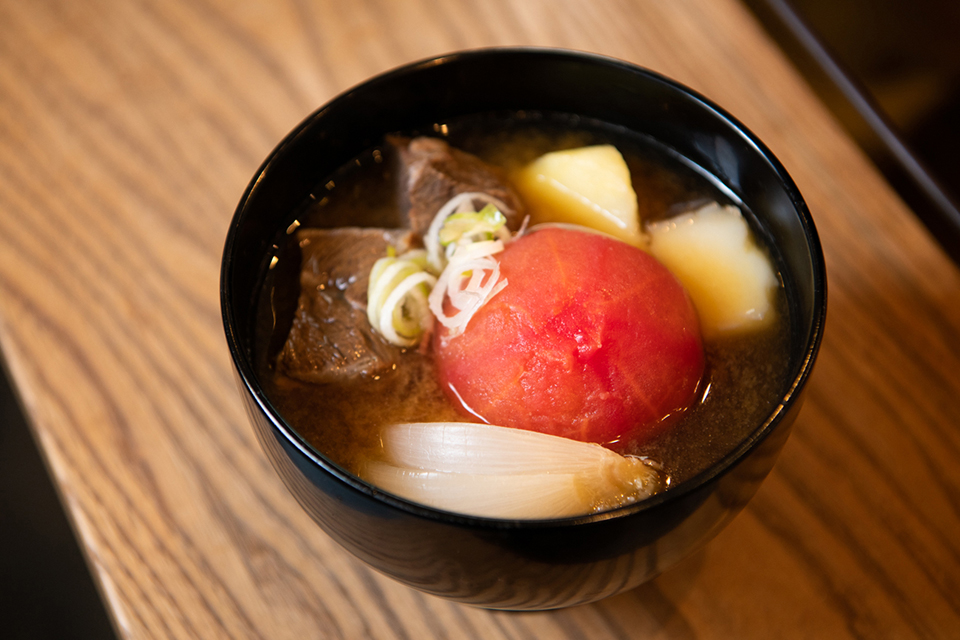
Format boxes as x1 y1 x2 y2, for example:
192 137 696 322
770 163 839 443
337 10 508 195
220 48 826 610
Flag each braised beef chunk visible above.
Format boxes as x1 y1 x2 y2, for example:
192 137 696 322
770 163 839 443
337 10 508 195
278 138 522 385
298 227 416 310
391 136 524 236
278 228 415 385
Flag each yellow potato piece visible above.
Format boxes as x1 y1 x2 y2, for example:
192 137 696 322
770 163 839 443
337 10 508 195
647 202 778 338
513 145 643 246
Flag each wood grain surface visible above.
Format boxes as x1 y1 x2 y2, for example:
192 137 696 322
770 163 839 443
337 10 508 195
1 0 959 637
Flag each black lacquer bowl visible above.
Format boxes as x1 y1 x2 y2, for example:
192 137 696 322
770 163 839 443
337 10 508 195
221 48 826 610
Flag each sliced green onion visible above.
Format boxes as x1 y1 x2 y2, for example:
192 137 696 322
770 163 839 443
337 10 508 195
438 204 508 247
379 271 435 346
366 194 515 345
367 250 436 347
427 240 506 337
425 192 511 273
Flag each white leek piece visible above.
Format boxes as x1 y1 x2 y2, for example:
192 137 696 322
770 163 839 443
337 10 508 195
424 192 511 273
359 422 662 519
368 193 514 344
367 249 436 346
425 196 512 337
427 240 507 338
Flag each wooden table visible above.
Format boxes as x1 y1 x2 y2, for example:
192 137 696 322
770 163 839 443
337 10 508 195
2 0 958 637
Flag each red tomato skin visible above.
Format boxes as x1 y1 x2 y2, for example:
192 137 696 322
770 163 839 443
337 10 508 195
434 228 705 449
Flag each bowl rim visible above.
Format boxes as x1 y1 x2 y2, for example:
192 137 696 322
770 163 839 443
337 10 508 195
221 45 827 529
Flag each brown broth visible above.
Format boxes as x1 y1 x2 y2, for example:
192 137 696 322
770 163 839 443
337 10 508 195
255 112 792 488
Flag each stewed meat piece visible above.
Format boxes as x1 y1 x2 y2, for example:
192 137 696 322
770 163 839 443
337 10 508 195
277 227 415 385
391 136 524 236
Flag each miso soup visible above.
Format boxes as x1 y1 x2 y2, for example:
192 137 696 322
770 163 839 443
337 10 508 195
254 111 793 507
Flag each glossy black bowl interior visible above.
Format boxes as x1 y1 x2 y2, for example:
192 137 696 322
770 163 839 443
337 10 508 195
221 48 826 610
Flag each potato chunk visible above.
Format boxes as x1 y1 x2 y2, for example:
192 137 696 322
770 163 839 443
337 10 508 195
647 202 778 338
513 145 644 246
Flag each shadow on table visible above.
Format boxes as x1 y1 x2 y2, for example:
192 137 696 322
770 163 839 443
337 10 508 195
0 364 117 640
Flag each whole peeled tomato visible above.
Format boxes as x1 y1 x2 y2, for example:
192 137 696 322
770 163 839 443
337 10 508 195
433 227 704 450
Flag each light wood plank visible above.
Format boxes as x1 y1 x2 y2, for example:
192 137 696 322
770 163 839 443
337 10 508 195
1 0 959 637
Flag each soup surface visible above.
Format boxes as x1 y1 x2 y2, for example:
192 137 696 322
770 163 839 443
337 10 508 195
255 111 793 489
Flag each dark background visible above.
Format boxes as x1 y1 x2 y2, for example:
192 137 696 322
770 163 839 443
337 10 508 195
744 0 960 262
1 1 958 637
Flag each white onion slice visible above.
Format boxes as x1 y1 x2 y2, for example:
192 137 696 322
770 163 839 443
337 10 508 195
378 271 437 346
363 463 601 519
367 253 436 347
367 260 414 326
360 422 662 519
448 239 503 262
425 192 511 272
428 243 505 336
381 421 618 473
